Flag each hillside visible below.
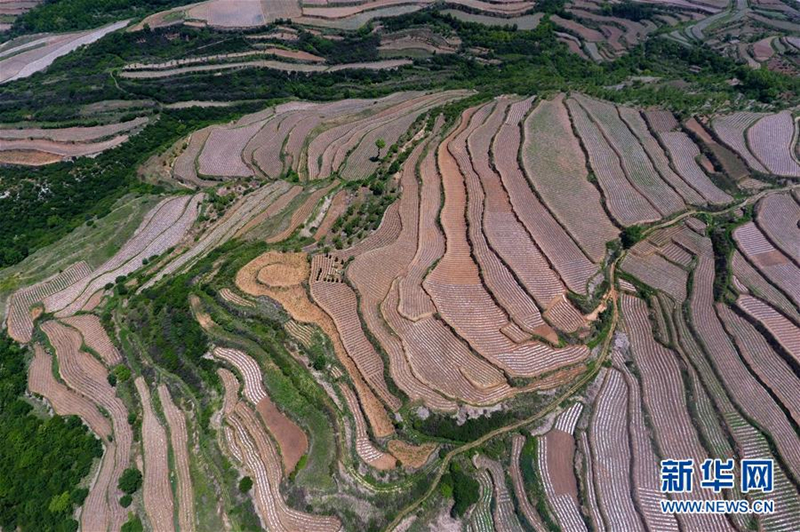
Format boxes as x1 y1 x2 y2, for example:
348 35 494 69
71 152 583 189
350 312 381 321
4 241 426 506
1 2 799 531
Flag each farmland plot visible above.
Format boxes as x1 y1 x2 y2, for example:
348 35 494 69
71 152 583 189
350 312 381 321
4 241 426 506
737 295 800 363
0 116 148 142
198 121 265 177
426 105 589 377
5 261 92 343
733 222 800 306
468 470 494 532
621 240 688 301
135 377 176 532
213 346 309 472
0 21 128 83
510 435 545 530
658 131 732 205
0 135 131 161
756 193 800 262
492 97 599 294
157 385 196 532
474 454 524 531
28 343 112 440
522 95 618 262
173 127 216 187
236 251 399 433
538 430 587 531
266 182 336 243
340 384 396 469
470 98 576 326
310 269 402 410
718 305 800 426
731 250 800 323
46 194 202 315
746 111 800 177
620 295 731 531
611 350 679 532
683 238 800 483
61 314 122 365
226 402 342 531
42 320 132 532
619 108 722 205
572 94 685 216
566 97 660 225
345 133 461 411
454 103 549 335
712 112 768 173
144 183 289 288
589 370 644 531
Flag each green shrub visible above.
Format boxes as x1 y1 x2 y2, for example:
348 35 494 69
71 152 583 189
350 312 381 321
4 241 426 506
118 468 143 495
238 476 253 493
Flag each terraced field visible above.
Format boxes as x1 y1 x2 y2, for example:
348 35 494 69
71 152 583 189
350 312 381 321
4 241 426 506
4 64 800 531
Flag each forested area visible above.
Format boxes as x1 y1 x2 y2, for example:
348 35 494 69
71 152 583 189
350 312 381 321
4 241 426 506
10 0 192 34
0 334 102 531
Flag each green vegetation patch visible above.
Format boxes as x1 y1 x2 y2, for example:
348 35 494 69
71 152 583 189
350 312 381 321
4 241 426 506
0 333 102 531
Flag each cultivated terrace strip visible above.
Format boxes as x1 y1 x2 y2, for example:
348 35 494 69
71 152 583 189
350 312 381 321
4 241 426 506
135 376 176 532
157 384 196 532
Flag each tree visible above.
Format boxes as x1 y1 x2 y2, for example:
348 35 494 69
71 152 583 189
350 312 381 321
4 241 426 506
118 468 142 494
374 138 386 161
238 476 253 493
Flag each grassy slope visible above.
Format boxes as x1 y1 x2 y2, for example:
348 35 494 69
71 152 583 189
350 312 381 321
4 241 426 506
0 193 160 315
